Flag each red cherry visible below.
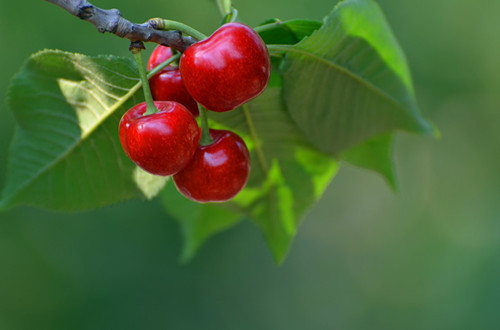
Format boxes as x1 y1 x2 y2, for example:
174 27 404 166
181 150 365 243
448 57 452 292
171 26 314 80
148 45 199 117
147 45 173 71
149 68 199 117
119 101 200 176
180 22 271 112
173 129 250 202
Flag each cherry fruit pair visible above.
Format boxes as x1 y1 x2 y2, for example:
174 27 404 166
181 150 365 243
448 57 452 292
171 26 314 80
148 22 270 114
120 104 250 203
119 22 270 203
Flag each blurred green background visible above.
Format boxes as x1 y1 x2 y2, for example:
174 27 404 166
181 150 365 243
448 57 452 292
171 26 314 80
1 0 499 329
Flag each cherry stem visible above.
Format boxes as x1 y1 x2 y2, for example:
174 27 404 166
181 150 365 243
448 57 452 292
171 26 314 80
148 53 181 77
216 0 232 16
266 44 292 52
148 18 207 41
253 21 282 34
265 44 291 58
198 104 214 146
131 42 157 115
216 0 238 24
223 7 238 24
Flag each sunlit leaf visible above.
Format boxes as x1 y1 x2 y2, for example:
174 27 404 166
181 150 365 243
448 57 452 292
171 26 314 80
0 50 154 210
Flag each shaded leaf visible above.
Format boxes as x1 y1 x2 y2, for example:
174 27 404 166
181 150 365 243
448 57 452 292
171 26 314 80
160 87 337 263
340 133 397 189
161 183 242 262
257 19 322 45
208 87 338 263
278 0 434 155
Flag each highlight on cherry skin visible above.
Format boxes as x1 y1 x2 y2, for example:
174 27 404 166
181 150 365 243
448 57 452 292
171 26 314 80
180 22 271 112
119 101 200 176
173 129 251 203
147 45 199 117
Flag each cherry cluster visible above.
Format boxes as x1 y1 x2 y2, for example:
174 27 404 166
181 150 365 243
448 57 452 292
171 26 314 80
119 23 271 203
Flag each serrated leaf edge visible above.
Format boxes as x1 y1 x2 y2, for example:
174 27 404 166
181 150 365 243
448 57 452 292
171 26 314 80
0 50 143 210
270 44 432 134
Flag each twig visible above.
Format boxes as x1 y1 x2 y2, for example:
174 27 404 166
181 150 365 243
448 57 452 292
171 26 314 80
44 0 196 52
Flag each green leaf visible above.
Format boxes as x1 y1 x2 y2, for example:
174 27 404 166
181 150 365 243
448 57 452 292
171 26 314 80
277 0 435 155
0 49 154 211
159 87 337 264
134 167 169 200
207 87 338 263
340 133 397 189
256 19 322 45
161 182 242 262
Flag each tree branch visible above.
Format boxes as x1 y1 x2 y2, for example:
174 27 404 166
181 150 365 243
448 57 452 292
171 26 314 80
44 0 196 52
